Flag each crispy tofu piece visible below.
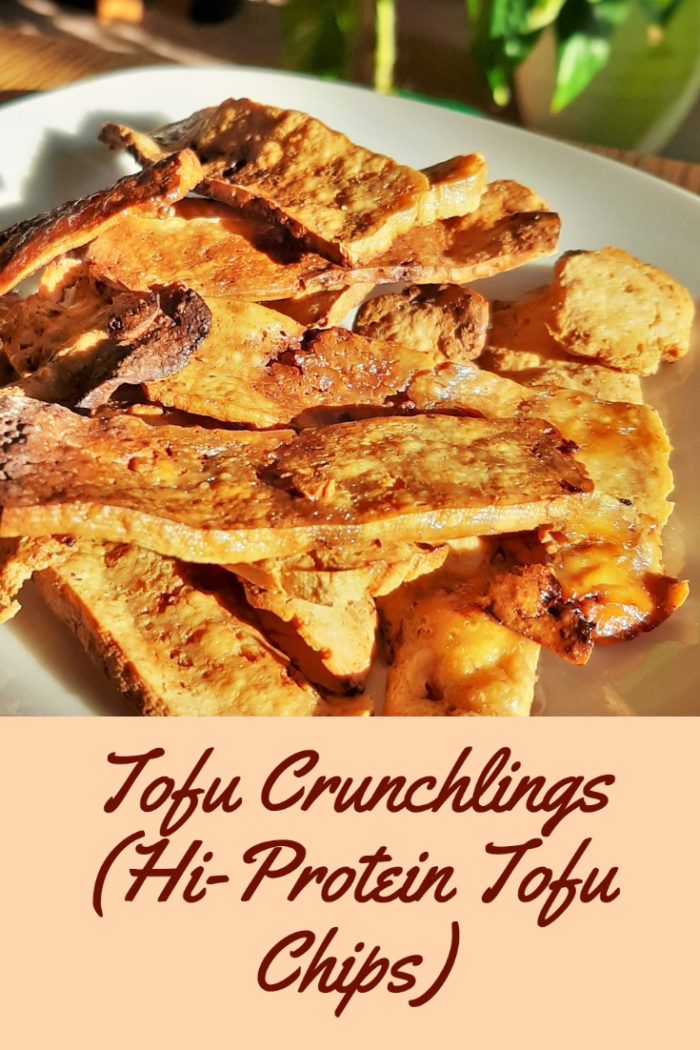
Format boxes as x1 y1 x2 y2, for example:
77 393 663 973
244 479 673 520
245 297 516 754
144 304 431 428
242 582 377 693
407 360 528 418
231 544 448 606
35 542 326 716
15 285 211 411
86 179 556 304
421 154 488 222
0 151 201 296
101 99 434 265
521 388 673 528
483 288 562 369
481 288 644 403
366 180 561 284
548 248 695 375
407 367 683 641
269 284 373 328
354 284 489 363
0 398 591 564
379 549 541 716
0 536 73 622
498 361 644 404
406 363 673 530
477 562 593 665
548 533 688 642
385 594 540 716
0 259 113 377
381 534 591 667
86 199 345 302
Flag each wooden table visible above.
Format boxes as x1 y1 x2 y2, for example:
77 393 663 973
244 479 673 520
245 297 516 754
1 25 699 196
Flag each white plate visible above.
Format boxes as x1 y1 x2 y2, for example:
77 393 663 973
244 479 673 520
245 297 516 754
1 66 698 716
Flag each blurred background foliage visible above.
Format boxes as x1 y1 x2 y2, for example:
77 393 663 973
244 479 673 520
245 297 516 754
280 0 699 150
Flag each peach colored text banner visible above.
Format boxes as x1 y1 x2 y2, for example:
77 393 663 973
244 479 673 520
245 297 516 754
0 718 697 1049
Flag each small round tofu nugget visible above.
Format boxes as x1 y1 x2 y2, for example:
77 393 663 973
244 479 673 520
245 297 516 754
354 283 489 363
548 247 694 376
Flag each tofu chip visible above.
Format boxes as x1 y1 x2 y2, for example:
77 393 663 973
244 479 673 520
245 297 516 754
16 284 211 411
268 284 373 328
242 582 377 693
384 593 540 716
86 199 345 302
231 544 448 606
101 98 433 265
354 284 489 363
0 398 591 564
380 545 541 716
144 305 432 428
367 180 560 284
1 258 114 377
0 536 73 623
36 542 325 716
0 150 202 295
548 247 694 375
481 288 644 403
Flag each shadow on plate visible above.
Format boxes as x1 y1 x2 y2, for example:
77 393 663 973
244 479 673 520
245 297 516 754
0 109 170 230
6 584 130 716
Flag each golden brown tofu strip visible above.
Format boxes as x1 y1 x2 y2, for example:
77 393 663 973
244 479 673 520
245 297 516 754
35 542 326 716
0 398 591 564
86 199 344 302
231 545 448 607
145 304 433 428
366 180 560 284
242 581 377 694
101 99 433 266
407 363 673 529
0 150 202 296
85 180 556 303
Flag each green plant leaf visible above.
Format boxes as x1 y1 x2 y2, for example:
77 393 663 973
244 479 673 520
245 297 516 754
639 0 684 24
467 0 545 105
488 0 530 37
551 31 611 110
525 0 567 31
282 0 361 79
552 0 633 111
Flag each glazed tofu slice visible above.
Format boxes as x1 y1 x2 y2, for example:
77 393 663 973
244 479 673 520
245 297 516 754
0 400 591 564
144 304 433 428
100 99 434 265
